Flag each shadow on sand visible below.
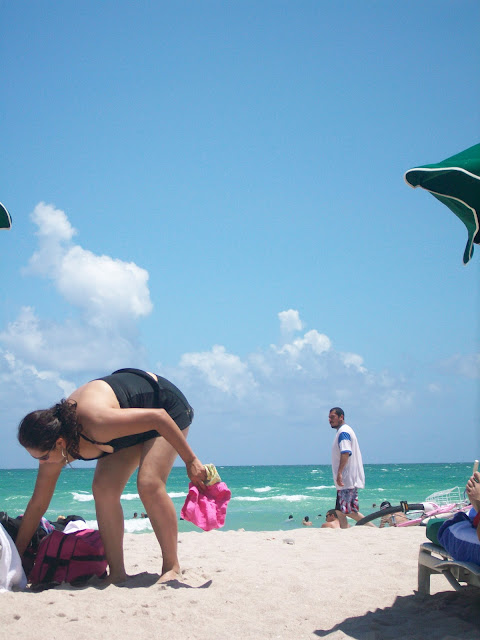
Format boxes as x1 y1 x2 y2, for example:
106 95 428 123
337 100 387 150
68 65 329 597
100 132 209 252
27 572 213 592
314 589 480 640
159 578 213 590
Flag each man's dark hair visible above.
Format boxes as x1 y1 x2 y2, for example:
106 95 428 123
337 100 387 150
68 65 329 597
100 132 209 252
326 509 338 519
329 407 344 418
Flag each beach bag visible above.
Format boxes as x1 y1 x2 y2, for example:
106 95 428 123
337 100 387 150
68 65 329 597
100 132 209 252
0 512 54 575
0 511 54 547
29 528 107 588
52 515 87 532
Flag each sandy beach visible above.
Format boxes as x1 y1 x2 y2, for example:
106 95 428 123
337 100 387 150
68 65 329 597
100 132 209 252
1 526 479 640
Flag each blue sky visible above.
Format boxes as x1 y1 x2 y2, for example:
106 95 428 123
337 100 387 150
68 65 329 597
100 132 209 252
1 2 479 469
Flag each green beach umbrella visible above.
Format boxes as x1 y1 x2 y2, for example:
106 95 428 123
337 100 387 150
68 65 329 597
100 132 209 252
405 143 480 265
0 202 12 229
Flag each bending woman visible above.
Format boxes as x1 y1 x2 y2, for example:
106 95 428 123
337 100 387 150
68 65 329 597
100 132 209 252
16 368 206 583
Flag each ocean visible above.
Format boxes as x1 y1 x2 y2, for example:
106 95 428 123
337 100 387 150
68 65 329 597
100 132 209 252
0 462 472 533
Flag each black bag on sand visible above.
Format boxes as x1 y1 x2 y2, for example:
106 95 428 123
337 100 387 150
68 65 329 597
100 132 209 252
52 515 86 532
0 511 51 575
0 512 87 575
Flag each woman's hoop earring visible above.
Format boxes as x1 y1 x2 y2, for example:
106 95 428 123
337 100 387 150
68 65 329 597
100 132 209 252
61 449 68 462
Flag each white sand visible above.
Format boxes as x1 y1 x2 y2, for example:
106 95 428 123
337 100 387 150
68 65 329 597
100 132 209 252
1 527 479 640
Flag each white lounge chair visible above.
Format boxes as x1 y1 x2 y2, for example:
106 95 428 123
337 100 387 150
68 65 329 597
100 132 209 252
418 542 480 594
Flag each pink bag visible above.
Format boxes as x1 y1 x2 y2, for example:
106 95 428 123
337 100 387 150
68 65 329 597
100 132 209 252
29 529 107 588
181 482 231 531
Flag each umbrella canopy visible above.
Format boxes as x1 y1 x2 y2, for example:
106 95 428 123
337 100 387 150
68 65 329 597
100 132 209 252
0 202 12 229
405 143 480 265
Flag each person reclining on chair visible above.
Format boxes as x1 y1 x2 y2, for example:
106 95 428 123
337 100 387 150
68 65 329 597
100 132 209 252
466 471 480 542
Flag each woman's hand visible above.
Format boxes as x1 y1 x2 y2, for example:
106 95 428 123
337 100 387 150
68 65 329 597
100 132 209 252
186 457 207 489
466 472 480 511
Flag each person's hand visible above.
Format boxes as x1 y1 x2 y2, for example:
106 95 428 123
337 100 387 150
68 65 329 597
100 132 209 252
466 472 480 510
186 457 207 489
336 471 344 487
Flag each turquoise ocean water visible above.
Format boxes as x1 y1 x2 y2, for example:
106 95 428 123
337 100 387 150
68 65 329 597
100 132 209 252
0 463 473 533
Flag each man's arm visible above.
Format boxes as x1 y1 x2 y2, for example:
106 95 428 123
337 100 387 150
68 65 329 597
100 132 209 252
336 451 350 487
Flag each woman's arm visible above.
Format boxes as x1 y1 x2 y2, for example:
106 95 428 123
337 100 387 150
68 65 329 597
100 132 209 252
82 406 206 485
15 462 63 556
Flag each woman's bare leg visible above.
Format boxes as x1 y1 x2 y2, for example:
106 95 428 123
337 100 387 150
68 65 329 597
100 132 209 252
92 446 141 583
137 428 189 581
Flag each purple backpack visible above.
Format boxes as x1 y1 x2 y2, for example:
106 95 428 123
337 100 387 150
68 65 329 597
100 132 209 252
29 528 107 588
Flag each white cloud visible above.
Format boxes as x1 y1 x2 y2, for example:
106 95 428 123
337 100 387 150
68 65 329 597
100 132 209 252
32 202 76 242
380 388 414 411
179 345 257 398
25 202 152 330
26 202 76 277
1 351 76 399
341 352 367 374
174 311 412 423
0 203 151 373
438 353 480 379
273 329 332 359
0 306 144 372
248 353 273 378
57 246 152 328
278 309 304 334
1 307 45 354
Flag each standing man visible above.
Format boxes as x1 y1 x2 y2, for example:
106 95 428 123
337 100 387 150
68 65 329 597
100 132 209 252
329 407 365 528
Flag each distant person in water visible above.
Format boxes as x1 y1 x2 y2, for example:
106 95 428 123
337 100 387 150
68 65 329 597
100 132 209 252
328 407 366 528
321 509 342 529
302 516 313 526
15 368 206 584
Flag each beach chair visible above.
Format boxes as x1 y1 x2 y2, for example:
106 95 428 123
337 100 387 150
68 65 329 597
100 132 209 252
418 542 480 594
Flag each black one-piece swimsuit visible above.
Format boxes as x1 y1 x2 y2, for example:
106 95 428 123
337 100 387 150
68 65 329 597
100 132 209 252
76 368 194 461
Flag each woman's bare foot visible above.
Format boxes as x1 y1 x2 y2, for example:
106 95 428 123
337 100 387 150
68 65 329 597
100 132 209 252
107 571 129 585
466 473 480 541
158 567 182 583
466 473 480 512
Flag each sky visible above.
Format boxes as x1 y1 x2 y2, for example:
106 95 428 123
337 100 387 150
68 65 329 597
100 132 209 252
1 2 479 469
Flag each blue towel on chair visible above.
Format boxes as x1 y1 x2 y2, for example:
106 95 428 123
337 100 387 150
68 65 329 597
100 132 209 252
438 511 480 565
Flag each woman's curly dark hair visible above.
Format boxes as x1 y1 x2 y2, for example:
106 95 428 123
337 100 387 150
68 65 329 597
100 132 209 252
18 399 83 459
